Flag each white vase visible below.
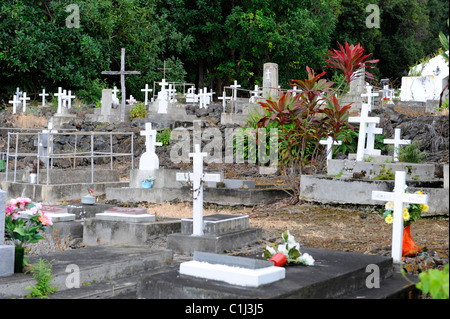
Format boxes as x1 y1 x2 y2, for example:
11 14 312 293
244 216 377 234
81 195 95 204
29 173 37 184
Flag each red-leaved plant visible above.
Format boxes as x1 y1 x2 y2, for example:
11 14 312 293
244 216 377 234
256 42 377 203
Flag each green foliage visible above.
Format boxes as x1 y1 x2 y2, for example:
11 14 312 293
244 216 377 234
156 128 172 146
25 258 58 298
373 167 395 180
398 142 428 163
129 103 147 120
416 264 449 299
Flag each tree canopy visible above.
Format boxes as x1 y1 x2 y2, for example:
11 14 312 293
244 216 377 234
0 0 448 103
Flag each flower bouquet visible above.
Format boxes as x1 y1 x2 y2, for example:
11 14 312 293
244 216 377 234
141 176 155 189
380 190 429 257
5 197 53 272
82 188 96 204
263 230 314 266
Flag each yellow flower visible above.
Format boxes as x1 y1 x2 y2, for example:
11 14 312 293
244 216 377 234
420 204 429 213
403 210 410 222
415 190 424 195
385 214 393 224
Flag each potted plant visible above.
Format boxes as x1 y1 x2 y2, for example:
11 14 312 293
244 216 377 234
141 177 155 189
4 197 53 273
81 188 96 204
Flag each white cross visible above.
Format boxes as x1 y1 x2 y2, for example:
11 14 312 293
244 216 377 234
319 136 342 163
176 144 221 236
198 88 208 109
372 171 428 263
249 85 262 103
186 86 198 103
291 86 302 97
230 80 241 113
141 122 161 154
64 90 76 109
20 92 30 113
39 89 49 107
349 103 380 161
112 86 120 98
62 90 68 108
218 90 231 112
141 84 153 106
384 128 411 162
361 85 378 111
365 123 383 156
8 95 20 114
158 79 169 92
15 87 23 99
54 87 64 114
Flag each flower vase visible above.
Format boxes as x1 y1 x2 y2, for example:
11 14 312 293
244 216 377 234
82 195 96 205
142 180 154 189
402 225 420 257
14 246 25 273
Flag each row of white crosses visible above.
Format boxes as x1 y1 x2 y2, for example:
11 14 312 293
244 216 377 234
54 87 76 114
372 171 428 263
9 87 74 114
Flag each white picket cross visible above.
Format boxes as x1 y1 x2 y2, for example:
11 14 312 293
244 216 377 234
20 92 30 113
39 89 49 107
372 171 428 263
141 84 153 106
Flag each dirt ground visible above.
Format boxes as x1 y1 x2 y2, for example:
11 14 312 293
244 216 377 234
138 199 449 271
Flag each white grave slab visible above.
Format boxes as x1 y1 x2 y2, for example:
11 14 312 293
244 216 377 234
41 205 75 222
372 171 428 263
96 207 155 223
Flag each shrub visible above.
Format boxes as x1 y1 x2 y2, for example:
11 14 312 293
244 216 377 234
129 103 147 120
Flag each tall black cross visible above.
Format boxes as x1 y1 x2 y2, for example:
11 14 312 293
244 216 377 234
102 48 141 122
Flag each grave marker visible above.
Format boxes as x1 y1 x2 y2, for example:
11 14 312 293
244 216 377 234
230 80 241 113
349 103 380 161
139 122 162 170
102 48 141 122
20 92 30 113
0 189 14 277
8 95 20 114
218 90 231 112
263 63 278 99
361 85 379 111
54 87 64 114
372 171 428 263
176 144 221 236
96 207 155 223
39 89 49 107
186 86 198 103
320 136 342 164
65 90 75 109
384 128 411 162
141 84 152 106
365 123 383 156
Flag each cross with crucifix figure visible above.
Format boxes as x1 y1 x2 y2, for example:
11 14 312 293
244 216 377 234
372 171 428 263
384 128 411 162
102 48 141 122
176 144 221 236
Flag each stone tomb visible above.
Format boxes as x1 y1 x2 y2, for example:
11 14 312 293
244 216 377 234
41 205 75 222
83 206 180 246
179 251 285 288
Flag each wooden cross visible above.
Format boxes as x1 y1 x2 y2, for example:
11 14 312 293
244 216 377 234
39 89 49 107
349 103 380 161
141 84 153 106
8 95 20 114
176 144 221 236
384 128 411 162
319 136 342 163
158 60 172 79
20 92 30 113
102 48 141 122
372 171 428 263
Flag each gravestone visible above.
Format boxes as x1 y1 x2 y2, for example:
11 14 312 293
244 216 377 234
102 48 141 122
155 79 169 113
185 86 198 103
35 123 57 167
39 89 49 107
101 89 113 117
249 85 262 103
263 63 278 99
139 123 162 170
8 95 20 114
95 207 155 223
0 189 14 277
348 103 380 161
40 205 75 222
372 171 428 263
384 128 411 162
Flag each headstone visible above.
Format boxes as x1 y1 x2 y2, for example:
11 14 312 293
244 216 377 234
230 80 241 113
102 48 141 122
348 103 380 161
101 89 113 116
383 128 411 162
320 136 342 164
185 86 198 103
139 123 162 170
198 88 208 109
95 207 155 223
40 205 75 222
141 84 153 106
218 90 231 112
0 189 14 277
372 171 428 263
54 87 64 114
64 90 75 109
176 144 221 236
35 123 57 167
263 63 278 99
156 79 169 113
39 89 49 107
8 95 20 114
20 92 30 113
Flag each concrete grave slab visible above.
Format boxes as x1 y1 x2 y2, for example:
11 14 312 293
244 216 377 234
41 205 75 222
95 207 155 223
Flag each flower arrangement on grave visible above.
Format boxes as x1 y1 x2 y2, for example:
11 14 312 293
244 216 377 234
142 176 155 182
88 188 94 196
263 230 314 267
4 197 53 272
380 190 429 257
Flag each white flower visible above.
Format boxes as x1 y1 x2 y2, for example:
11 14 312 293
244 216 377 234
298 253 315 266
385 201 394 211
277 244 289 257
265 246 276 256
283 230 300 252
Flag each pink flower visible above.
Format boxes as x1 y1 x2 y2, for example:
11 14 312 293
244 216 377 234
18 197 31 209
5 205 15 216
38 212 53 226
